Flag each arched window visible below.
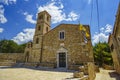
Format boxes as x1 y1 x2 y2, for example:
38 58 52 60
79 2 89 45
46 27 48 32
28 44 30 48
25 51 29 62
38 25 41 31
36 38 39 44
31 43 33 47
111 44 114 52
39 15 43 20
47 16 49 21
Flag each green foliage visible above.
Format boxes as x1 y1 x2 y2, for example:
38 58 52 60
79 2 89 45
0 39 26 53
17 43 27 53
93 42 113 66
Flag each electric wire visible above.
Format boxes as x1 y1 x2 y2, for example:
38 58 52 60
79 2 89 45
90 0 93 26
96 0 100 43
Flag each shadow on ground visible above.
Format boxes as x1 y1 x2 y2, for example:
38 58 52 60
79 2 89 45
109 72 120 80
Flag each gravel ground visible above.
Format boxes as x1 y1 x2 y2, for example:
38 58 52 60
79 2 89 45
95 68 120 80
0 66 75 80
1 66 120 80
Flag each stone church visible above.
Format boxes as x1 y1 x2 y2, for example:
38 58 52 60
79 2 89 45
108 3 120 74
24 11 94 69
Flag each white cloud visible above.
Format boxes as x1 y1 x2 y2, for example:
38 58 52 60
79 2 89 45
23 12 36 24
92 33 108 44
37 1 79 24
12 28 35 44
92 24 113 45
100 27 104 32
66 11 79 21
105 24 112 33
0 28 4 33
0 0 16 23
100 24 113 33
0 0 16 5
0 5 7 24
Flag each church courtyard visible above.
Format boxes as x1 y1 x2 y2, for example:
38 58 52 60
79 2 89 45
0 66 74 80
0 66 120 80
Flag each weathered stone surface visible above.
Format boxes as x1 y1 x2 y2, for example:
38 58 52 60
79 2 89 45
108 4 120 74
0 53 24 66
88 62 96 80
79 66 85 72
73 71 84 78
0 62 15 66
0 53 24 62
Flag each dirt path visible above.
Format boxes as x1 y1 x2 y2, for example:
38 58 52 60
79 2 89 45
95 68 120 80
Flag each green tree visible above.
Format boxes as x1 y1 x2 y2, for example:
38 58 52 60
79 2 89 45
0 39 26 53
93 42 113 66
0 40 18 53
17 43 27 53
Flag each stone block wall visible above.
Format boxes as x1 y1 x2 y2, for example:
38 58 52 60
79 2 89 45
42 24 92 68
0 53 24 63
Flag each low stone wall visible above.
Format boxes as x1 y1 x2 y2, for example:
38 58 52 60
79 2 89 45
0 53 24 64
0 62 16 66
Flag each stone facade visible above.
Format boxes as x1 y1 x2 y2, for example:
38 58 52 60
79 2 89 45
108 3 120 74
24 11 94 69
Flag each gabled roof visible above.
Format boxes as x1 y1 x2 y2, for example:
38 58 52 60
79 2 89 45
44 23 90 36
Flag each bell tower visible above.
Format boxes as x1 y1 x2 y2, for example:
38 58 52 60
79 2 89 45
32 11 51 62
35 11 51 35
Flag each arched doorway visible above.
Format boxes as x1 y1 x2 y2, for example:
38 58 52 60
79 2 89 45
57 47 68 68
25 51 29 62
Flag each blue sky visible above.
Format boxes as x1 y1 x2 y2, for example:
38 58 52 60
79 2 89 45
0 0 119 45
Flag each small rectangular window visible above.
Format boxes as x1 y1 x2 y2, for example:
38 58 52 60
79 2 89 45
38 25 41 30
59 31 65 40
